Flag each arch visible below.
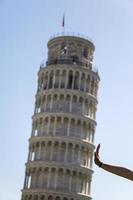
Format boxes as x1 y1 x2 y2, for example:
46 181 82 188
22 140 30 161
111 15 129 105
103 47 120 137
49 71 54 89
40 195 45 200
34 142 40 161
90 77 95 95
43 117 48 136
28 195 32 200
39 141 45 160
74 144 79 164
54 70 60 88
67 70 73 89
36 169 42 188
82 121 87 139
60 70 67 88
59 142 66 162
45 95 51 112
94 80 98 97
52 141 59 161
80 73 85 91
24 195 28 200
89 101 93 118
58 94 65 112
34 195 38 200
86 74 90 92
76 119 81 138
45 141 52 161
49 116 55 136
86 122 91 141
71 171 77 192
72 95 78 113
69 118 76 137
37 117 43 136
81 146 86 166
56 117 63 136
77 96 83 114
74 71 79 90
67 143 73 162
48 195 53 200
39 73 44 89
90 124 95 143
65 95 70 112
37 97 41 113
73 95 77 102
84 99 89 115
57 168 64 190
44 167 49 172
63 117 68 136
52 94 58 112
44 71 48 89
34 119 38 136
42 168 49 188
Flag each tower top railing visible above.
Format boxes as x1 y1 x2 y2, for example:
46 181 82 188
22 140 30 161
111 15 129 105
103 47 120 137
49 32 93 43
40 59 98 74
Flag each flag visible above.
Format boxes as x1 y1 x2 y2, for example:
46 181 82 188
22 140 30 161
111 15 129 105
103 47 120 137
62 14 65 27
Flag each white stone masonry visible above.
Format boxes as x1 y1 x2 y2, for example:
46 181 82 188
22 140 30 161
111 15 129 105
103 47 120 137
21 35 100 200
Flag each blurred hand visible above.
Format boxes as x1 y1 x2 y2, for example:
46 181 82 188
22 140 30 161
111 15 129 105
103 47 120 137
94 144 102 166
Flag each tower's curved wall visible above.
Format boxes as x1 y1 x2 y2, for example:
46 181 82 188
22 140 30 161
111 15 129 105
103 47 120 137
21 35 100 200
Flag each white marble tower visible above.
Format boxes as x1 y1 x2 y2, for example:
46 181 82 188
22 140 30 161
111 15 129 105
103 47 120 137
21 34 100 200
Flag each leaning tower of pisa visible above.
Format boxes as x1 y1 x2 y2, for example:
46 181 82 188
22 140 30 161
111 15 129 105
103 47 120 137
21 34 100 200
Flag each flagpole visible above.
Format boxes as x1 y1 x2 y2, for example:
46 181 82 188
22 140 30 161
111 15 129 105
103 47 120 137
63 23 65 34
62 13 65 35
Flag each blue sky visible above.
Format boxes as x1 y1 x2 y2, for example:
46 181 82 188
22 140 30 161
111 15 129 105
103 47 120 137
1 0 133 199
